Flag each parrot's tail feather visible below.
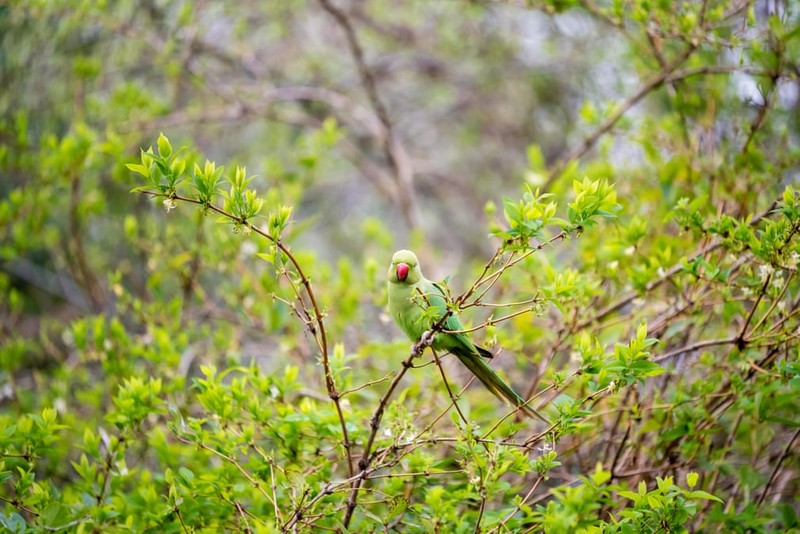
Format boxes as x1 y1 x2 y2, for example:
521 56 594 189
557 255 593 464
476 345 494 360
452 348 550 424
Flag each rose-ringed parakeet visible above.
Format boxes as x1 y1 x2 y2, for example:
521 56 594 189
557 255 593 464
387 249 547 422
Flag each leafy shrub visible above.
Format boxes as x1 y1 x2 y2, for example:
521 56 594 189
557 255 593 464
2 1 799 532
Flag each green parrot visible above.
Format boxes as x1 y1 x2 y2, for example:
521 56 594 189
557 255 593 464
387 249 548 422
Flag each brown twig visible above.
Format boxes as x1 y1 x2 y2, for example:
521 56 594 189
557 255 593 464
576 199 778 331
428 346 491 533
180 209 206 320
177 437 279 511
756 428 800 508
487 475 544 533
442 304 543 335
748 271 795 337
545 43 699 188
654 337 739 363
317 0 419 228
67 171 105 310
340 336 429 527
0 495 39 518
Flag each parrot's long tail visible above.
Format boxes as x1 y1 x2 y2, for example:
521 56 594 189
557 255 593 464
475 345 494 359
451 347 550 424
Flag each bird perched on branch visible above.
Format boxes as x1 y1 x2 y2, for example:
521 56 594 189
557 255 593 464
387 249 548 423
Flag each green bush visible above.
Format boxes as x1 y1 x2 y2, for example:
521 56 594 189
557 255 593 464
2 1 799 532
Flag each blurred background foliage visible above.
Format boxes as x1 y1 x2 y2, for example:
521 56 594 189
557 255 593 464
1 0 800 531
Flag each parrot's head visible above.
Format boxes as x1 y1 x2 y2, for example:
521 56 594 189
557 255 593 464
388 249 422 285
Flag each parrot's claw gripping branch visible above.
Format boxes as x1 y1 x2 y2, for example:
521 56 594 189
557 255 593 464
413 330 436 356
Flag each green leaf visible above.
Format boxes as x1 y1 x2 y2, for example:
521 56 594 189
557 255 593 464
157 132 172 158
527 144 545 171
125 163 150 177
630 360 665 377
0 512 26 532
687 490 723 503
178 467 195 485
591 463 611 485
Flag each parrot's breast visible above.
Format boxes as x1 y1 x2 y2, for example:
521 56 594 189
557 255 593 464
388 281 428 342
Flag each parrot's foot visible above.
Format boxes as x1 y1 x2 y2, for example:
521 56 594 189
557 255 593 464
420 330 435 346
412 330 435 356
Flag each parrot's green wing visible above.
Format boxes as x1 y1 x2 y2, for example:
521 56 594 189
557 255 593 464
422 281 548 423
428 282 466 334
415 281 482 354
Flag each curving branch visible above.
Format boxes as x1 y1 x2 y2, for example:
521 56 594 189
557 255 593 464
139 190 355 479
317 0 420 228
545 42 699 188
575 199 778 331
340 333 432 527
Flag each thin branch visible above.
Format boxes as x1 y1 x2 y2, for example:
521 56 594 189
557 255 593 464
178 437 278 511
269 462 283 526
487 475 544 533
468 232 568 306
443 305 542 335
66 170 105 310
220 496 254 533
174 508 189 534
141 191 354 479
0 495 39 518
483 383 558 440
428 347 491 533
738 275 771 344
408 376 477 443
180 209 206 320
317 0 419 228
41 516 96 533
654 337 738 363
545 43 699 187
756 427 800 508
340 374 393 397
470 296 544 308
748 271 795 337
340 337 429 527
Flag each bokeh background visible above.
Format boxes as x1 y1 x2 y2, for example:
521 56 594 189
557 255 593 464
2 0 800 531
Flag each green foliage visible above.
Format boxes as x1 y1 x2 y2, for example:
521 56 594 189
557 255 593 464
2 0 800 532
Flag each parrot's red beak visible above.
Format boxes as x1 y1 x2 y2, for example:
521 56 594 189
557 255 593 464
396 263 409 281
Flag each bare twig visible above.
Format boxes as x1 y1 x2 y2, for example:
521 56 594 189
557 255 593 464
545 43 699 187
340 337 429 527
748 271 795 337
576 199 778 331
738 276 771 345
66 171 105 310
654 337 738 363
0 495 39 518
180 209 206 316
487 475 544 533
756 427 800 508
340 375 393 397
442 304 543 335
428 347 491 533
317 0 419 228
177 437 279 511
